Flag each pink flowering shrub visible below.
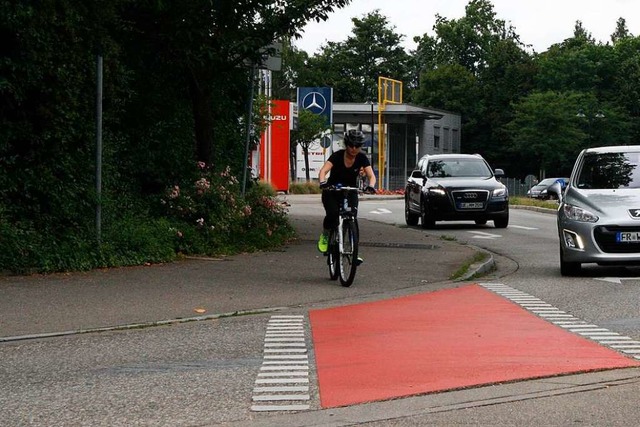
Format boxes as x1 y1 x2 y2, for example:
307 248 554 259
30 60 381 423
160 163 293 255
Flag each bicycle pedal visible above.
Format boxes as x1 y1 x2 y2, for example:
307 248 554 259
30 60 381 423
356 257 364 266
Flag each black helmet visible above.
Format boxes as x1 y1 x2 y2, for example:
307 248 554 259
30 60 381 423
344 129 365 147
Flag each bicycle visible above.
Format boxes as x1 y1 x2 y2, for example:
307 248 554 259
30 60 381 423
325 185 361 287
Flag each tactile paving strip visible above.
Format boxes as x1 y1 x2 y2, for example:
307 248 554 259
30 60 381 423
480 283 640 360
251 315 311 412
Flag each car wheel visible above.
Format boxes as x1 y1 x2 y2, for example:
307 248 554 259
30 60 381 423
405 195 419 226
560 245 581 276
494 216 509 228
420 200 435 229
475 219 487 225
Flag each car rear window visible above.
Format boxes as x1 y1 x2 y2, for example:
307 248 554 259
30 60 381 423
577 152 640 189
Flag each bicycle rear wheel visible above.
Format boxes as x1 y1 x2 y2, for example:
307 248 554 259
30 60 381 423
327 230 339 280
339 218 358 287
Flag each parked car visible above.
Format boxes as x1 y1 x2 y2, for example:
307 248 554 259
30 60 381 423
527 177 569 199
404 154 509 228
550 145 640 276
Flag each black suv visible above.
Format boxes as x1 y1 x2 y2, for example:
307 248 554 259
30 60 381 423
404 154 509 228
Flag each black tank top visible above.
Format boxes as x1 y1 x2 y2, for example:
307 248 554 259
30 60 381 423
326 150 371 187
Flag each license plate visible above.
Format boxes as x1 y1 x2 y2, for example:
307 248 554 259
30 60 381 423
459 202 484 209
617 232 640 242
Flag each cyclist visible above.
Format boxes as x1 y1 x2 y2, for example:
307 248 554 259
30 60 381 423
317 129 377 253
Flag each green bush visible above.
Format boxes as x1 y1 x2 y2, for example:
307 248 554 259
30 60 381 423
159 163 294 256
0 165 295 274
0 212 179 274
289 181 321 194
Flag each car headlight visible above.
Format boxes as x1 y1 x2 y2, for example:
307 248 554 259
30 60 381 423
492 187 507 198
428 187 446 196
540 189 547 195
562 204 599 223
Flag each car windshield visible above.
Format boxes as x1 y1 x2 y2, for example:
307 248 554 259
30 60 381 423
536 178 558 186
576 151 640 189
426 159 492 178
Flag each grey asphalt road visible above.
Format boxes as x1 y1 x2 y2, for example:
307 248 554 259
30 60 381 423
2 194 640 427
0 195 478 340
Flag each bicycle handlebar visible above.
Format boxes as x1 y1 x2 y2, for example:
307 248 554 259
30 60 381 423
326 186 360 191
324 185 376 195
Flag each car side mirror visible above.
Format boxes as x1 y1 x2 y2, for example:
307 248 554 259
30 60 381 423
410 170 423 179
494 168 504 178
547 182 563 203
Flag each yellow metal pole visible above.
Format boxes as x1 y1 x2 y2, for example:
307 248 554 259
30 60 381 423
377 78 384 191
378 107 383 191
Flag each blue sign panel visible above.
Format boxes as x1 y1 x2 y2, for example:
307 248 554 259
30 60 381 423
297 87 333 124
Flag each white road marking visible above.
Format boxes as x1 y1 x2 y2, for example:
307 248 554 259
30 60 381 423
252 315 311 412
594 277 640 284
467 231 502 239
509 225 539 230
369 208 393 214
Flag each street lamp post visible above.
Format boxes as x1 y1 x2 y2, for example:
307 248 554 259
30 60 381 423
576 109 605 145
366 100 376 174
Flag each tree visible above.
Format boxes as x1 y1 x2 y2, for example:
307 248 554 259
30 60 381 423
535 41 615 95
119 0 352 166
290 109 331 181
412 0 522 76
410 0 531 167
412 63 480 126
610 36 640 142
299 10 410 102
611 17 632 44
506 91 631 177
506 91 586 177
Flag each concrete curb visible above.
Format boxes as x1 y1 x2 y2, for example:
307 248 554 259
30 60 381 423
455 249 496 282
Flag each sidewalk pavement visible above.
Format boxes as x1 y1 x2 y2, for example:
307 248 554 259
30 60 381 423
0 194 485 341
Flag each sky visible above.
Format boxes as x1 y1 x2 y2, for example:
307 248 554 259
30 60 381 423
295 0 640 54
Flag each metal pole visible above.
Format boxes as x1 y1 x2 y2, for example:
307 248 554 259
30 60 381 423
242 65 256 196
95 55 103 244
370 102 376 175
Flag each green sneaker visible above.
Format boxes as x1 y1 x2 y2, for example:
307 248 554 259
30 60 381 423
317 232 329 253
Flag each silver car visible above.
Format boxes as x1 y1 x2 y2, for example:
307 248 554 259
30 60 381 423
553 145 640 276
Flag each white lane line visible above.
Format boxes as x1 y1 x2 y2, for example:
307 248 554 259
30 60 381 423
468 231 502 239
251 405 310 412
254 386 309 392
370 208 392 214
251 315 312 412
509 225 538 230
258 371 309 378
480 283 640 360
255 378 309 384
594 277 640 284
253 394 310 401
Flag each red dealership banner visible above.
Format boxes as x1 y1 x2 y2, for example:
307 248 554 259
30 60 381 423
259 100 290 192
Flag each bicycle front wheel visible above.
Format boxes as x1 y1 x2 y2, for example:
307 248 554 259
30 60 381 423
339 218 359 287
327 230 339 281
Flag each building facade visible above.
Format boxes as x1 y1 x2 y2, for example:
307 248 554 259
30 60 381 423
331 103 462 190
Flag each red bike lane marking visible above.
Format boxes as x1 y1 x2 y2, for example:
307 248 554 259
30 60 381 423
309 284 640 408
